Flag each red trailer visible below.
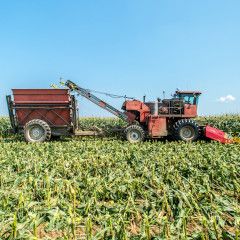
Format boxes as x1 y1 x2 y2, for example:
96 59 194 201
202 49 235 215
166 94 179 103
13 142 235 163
6 89 100 142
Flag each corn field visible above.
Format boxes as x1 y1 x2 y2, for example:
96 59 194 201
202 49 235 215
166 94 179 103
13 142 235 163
0 116 239 239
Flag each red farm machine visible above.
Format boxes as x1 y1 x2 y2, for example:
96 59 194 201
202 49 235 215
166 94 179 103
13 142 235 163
6 80 233 143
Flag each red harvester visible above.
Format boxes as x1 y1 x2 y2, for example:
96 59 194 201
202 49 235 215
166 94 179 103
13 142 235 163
6 80 233 143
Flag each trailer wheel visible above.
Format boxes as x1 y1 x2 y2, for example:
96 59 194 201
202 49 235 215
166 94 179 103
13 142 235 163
24 119 51 143
173 119 199 142
125 125 145 143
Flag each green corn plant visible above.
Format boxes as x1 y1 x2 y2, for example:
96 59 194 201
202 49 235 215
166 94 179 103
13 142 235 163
86 217 93 240
0 116 239 239
11 213 18 239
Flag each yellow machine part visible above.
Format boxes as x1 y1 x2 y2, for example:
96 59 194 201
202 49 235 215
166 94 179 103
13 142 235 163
232 137 240 143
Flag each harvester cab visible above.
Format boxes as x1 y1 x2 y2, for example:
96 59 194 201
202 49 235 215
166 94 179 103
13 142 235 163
174 91 201 106
154 90 202 117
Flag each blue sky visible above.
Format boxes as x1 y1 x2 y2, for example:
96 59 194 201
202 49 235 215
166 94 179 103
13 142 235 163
0 0 240 116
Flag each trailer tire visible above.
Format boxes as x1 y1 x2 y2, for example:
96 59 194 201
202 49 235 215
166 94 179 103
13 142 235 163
24 119 51 143
173 119 199 142
125 125 145 143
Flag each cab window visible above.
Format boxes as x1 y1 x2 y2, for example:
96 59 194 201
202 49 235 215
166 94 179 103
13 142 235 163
183 95 194 104
179 94 199 105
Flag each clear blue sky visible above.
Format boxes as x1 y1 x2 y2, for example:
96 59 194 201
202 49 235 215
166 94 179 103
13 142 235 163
1 0 240 116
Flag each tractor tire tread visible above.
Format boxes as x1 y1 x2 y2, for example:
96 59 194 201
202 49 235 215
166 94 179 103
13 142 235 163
24 119 51 142
124 125 145 143
173 119 199 142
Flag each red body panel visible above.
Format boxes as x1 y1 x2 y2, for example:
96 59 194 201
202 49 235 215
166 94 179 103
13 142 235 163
13 89 70 104
205 125 232 144
148 116 168 137
12 89 72 127
124 100 150 123
183 104 197 117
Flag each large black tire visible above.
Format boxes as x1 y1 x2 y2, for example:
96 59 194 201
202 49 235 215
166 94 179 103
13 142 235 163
24 119 51 143
173 119 199 142
124 125 145 143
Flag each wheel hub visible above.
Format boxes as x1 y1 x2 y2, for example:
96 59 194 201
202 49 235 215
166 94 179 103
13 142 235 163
29 125 44 140
130 131 140 141
181 126 194 139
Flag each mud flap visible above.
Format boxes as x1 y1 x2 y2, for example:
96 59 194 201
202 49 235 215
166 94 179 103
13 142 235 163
204 125 233 144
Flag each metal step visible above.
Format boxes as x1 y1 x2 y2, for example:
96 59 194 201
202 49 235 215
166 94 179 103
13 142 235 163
74 130 102 136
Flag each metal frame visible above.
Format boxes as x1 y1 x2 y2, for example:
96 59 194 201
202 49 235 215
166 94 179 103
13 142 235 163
6 95 17 133
65 80 129 122
13 106 72 127
160 98 185 116
71 95 78 131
